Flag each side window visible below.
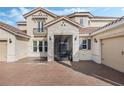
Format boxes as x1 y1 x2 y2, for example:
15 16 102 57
80 39 91 50
39 41 43 52
33 40 47 52
38 21 41 32
33 41 37 52
88 39 91 50
37 21 44 32
80 18 83 26
82 40 87 49
88 20 90 26
44 41 47 52
41 22 44 32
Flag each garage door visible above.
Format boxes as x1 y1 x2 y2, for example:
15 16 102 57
0 40 7 62
101 36 124 73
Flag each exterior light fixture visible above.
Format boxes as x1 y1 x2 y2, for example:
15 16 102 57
94 38 97 43
75 36 77 40
49 36 51 40
9 39 12 43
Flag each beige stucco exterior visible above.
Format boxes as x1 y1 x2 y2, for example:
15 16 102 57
91 23 124 64
0 7 124 73
15 36 29 60
17 24 27 31
0 28 29 62
0 28 16 62
90 20 114 27
26 11 55 37
71 17 90 27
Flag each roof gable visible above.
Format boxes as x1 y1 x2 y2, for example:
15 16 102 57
44 16 82 28
0 21 30 38
23 7 57 18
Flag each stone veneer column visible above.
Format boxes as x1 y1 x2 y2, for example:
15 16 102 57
47 34 54 61
72 34 79 62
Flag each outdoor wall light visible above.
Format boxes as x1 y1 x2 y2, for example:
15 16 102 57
9 38 12 43
49 36 51 40
75 36 77 40
94 38 97 43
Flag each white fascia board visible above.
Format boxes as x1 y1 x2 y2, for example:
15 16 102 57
79 33 90 36
91 20 124 36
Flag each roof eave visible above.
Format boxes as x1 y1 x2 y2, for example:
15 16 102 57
23 7 58 19
91 20 124 36
44 17 82 28
0 26 30 39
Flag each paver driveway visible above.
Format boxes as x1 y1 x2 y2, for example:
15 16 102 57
0 58 124 86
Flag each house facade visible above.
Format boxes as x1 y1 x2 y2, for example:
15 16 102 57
0 8 124 72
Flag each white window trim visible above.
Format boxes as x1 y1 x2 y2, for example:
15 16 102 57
82 39 88 50
37 21 44 32
80 18 83 26
44 41 47 52
33 40 47 53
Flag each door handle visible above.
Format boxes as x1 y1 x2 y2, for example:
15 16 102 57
121 50 124 55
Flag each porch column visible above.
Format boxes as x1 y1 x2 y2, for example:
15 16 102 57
47 35 54 61
73 34 79 62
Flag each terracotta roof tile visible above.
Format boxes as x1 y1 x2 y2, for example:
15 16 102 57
44 16 82 28
80 27 99 34
94 16 124 33
93 16 118 19
0 21 29 37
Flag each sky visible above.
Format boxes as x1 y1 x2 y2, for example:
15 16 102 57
0 7 124 26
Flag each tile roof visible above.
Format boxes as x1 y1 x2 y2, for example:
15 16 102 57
23 7 58 18
80 27 99 34
44 16 82 28
93 16 118 19
0 21 30 38
93 16 124 33
68 12 94 17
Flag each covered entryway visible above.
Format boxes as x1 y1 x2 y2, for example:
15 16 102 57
101 36 124 73
0 40 7 62
54 35 72 61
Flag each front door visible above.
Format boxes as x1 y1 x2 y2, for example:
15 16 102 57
54 35 72 61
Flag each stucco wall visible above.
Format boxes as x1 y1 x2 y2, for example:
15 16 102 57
73 17 90 27
47 20 79 61
92 23 124 64
0 28 16 62
90 20 113 27
17 25 27 31
15 36 28 60
26 11 55 37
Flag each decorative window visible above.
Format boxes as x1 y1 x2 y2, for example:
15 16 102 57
33 41 47 52
80 18 83 26
44 41 47 52
33 41 37 52
39 41 43 52
88 20 90 26
82 40 87 49
38 21 41 32
41 22 44 32
80 39 91 50
37 21 44 32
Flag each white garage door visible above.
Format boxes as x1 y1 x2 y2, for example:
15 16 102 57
101 36 124 73
0 40 7 62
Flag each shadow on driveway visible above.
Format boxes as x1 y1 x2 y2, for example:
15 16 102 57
57 61 124 86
